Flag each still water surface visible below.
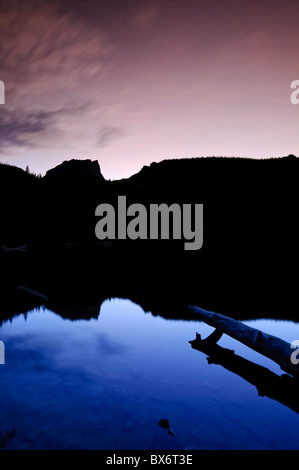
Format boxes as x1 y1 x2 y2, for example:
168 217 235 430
1 299 299 450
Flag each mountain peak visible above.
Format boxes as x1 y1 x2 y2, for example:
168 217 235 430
44 159 105 182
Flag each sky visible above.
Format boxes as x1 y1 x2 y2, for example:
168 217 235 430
0 0 299 180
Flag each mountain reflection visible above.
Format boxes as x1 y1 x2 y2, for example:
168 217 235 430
2 300 299 449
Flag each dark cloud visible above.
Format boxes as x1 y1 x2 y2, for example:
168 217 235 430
0 107 59 148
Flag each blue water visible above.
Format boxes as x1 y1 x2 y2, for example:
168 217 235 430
1 299 299 450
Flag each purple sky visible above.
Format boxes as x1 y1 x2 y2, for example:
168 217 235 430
0 0 299 179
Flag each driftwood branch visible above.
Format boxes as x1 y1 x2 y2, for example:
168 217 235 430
189 305 299 378
189 332 299 415
16 285 48 303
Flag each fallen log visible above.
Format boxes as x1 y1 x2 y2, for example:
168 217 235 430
189 305 299 378
16 285 48 303
189 331 299 415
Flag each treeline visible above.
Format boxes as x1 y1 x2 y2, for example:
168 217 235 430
0 155 298 319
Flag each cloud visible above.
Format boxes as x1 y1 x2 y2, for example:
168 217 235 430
130 4 160 30
98 126 125 147
0 104 93 149
0 1 127 156
0 0 113 106
0 107 59 148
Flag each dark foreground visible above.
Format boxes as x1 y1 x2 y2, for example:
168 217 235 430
0 155 298 323
1 155 299 450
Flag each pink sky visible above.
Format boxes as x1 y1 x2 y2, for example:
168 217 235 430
0 0 299 179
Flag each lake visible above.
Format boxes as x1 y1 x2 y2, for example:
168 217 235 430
1 298 299 450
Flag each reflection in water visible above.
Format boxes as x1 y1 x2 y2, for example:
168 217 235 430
190 330 299 415
1 299 299 450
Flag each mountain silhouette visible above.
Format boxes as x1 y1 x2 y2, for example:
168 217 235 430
44 158 105 183
0 155 298 321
